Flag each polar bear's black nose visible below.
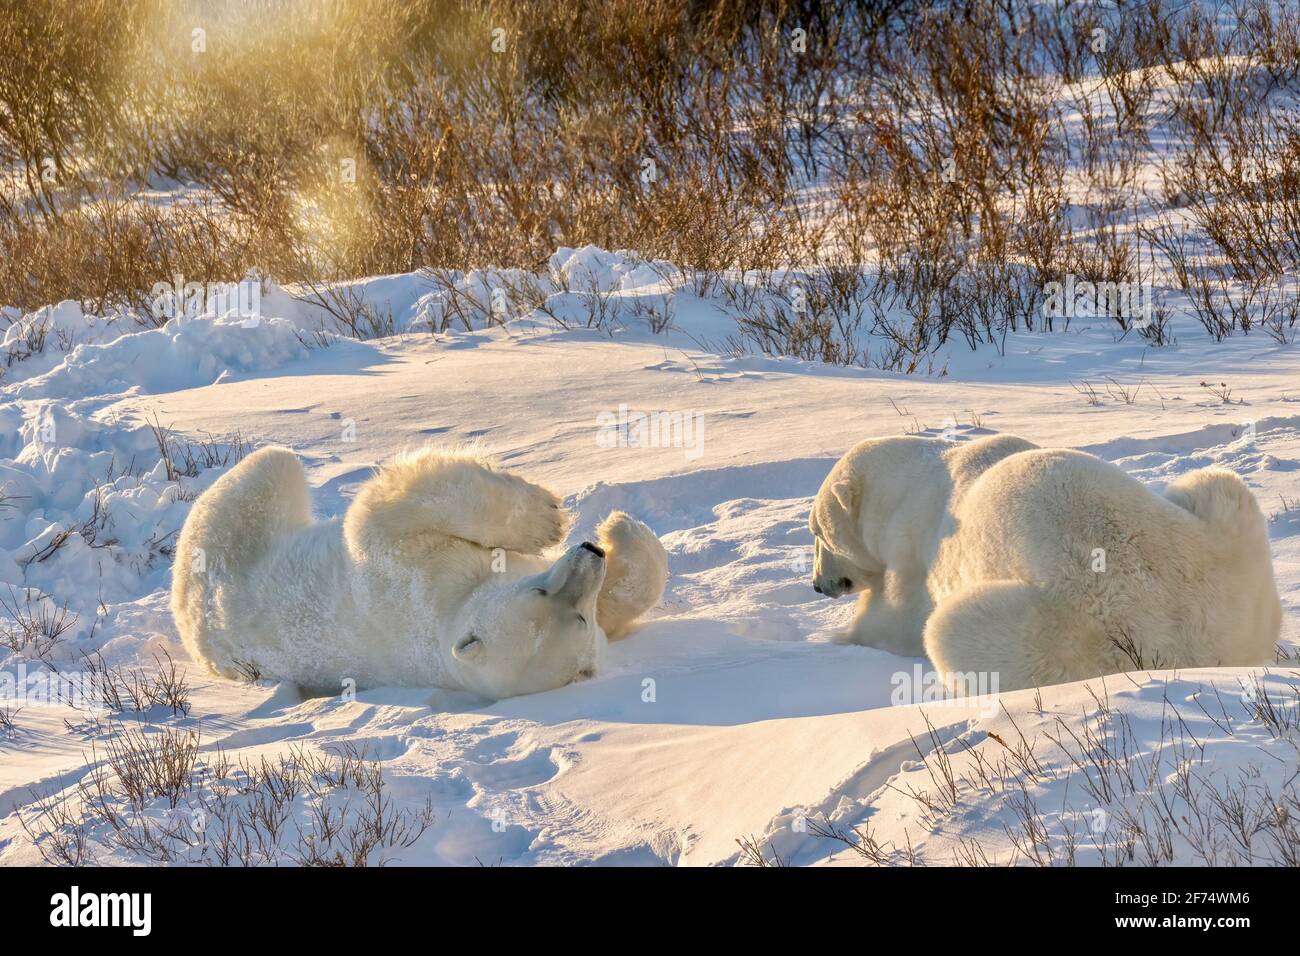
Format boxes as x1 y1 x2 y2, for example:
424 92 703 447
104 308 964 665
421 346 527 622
813 583 824 594
580 541 606 558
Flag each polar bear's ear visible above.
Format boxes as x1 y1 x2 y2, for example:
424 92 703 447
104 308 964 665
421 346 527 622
453 633 485 662
829 479 856 514
813 477 859 551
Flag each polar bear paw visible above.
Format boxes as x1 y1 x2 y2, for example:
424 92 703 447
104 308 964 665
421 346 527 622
500 474 570 553
595 511 668 639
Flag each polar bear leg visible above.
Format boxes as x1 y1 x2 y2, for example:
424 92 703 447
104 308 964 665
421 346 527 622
175 447 311 584
924 581 1109 693
343 448 569 557
594 512 668 638
172 446 311 671
842 570 930 656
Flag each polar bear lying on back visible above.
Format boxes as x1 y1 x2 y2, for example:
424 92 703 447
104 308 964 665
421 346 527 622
172 447 668 699
925 449 1281 690
810 434 1038 655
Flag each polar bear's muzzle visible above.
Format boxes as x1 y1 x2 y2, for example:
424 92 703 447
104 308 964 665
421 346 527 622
541 542 607 604
811 537 869 599
814 576 857 598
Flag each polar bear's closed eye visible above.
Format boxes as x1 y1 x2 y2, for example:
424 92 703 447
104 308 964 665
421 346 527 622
453 633 485 661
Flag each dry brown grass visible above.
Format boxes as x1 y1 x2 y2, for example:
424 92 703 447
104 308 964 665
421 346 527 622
0 0 1295 362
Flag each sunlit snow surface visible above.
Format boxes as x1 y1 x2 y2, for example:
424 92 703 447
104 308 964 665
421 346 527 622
0 253 1297 865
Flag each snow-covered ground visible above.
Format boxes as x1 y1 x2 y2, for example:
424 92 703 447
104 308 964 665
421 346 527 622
0 255 1297 866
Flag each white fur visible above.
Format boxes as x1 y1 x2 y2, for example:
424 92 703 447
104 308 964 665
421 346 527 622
172 447 668 698
809 434 1038 655
924 449 1282 690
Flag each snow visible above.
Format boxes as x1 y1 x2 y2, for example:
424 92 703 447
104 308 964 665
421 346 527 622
0 252 1297 866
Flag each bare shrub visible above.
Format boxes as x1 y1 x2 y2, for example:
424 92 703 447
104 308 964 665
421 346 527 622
0 586 77 661
804 677 1300 866
23 735 436 866
0 702 18 737
149 415 249 482
735 834 785 868
79 648 192 718
20 787 96 866
98 724 201 810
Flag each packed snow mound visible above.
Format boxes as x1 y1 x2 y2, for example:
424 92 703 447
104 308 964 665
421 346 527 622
0 402 231 627
2 300 125 353
750 669 1300 867
0 275 368 399
13 315 321 400
549 245 672 293
0 301 136 386
7 243 1292 389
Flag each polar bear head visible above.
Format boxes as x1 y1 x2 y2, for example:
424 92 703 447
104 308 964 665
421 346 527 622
809 471 882 598
447 542 608 699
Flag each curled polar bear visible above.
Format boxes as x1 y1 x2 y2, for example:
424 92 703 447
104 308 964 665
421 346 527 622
171 447 668 699
924 449 1281 690
809 433 1038 655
